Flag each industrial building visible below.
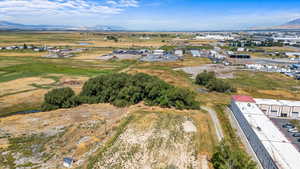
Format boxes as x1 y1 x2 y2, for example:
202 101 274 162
255 99 300 118
230 95 300 169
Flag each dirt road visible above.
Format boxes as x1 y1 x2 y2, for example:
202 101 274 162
202 106 224 142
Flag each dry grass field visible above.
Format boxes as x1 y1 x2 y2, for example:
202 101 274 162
259 46 300 52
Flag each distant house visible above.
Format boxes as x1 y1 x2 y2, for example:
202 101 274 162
63 157 74 168
190 50 201 57
174 49 183 57
237 47 245 52
153 50 165 55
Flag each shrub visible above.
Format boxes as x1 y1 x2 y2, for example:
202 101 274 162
42 87 75 111
80 73 130 103
195 71 216 85
206 79 236 93
160 88 199 110
195 71 236 93
211 140 256 169
41 103 59 111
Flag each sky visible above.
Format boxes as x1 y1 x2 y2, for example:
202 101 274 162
0 0 300 31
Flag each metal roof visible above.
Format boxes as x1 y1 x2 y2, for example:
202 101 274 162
235 101 300 169
255 98 300 107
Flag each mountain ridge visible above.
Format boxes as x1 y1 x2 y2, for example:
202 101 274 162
249 18 300 30
0 21 124 31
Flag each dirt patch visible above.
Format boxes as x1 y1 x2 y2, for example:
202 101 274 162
0 103 128 169
58 76 89 93
176 64 238 79
93 112 202 169
75 50 111 60
182 121 197 133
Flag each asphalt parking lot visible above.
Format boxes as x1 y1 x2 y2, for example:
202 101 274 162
271 118 300 150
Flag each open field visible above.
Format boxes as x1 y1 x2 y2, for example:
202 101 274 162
259 46 300 52
0 32 172 48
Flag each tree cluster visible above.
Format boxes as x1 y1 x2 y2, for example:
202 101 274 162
106 36 119 42
211 140 256 169
42 73 199 111
195 71 236 93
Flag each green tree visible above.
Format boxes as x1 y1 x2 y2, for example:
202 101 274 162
195 71 216 85
211 140 256 169
206 79 236 93
42 87 75 111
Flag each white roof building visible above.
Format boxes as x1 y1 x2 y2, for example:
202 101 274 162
174 50 183 57
231 95 300 169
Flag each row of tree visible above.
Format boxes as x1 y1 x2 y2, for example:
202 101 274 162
195 71 236 93
42 73 199 111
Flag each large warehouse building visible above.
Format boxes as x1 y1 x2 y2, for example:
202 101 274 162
230 95 300 169
255 98 300 118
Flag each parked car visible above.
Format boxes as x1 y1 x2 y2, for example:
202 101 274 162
298 138 300 142
288 128 298 133
283 123 295 129
293 133 300 137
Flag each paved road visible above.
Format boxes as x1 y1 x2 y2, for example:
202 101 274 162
202 106 224 142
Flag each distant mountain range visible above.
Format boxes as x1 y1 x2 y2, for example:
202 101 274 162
0 21 124 31
251 18 300 30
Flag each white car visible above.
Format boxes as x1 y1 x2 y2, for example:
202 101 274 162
288 128 298 133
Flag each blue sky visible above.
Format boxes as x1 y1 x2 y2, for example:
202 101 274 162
0 0 300 30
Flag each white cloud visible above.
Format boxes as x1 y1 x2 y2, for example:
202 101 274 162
118 0 139 7
0 0 139 25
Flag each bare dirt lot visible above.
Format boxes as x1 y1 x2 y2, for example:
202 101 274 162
0 104 128 169
176 64 239 79
0 103 215 169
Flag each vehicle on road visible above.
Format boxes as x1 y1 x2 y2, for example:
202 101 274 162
293 133 300 137
288 128 298 133
283 123 295 129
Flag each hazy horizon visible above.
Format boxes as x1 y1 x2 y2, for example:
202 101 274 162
0 0 300 31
